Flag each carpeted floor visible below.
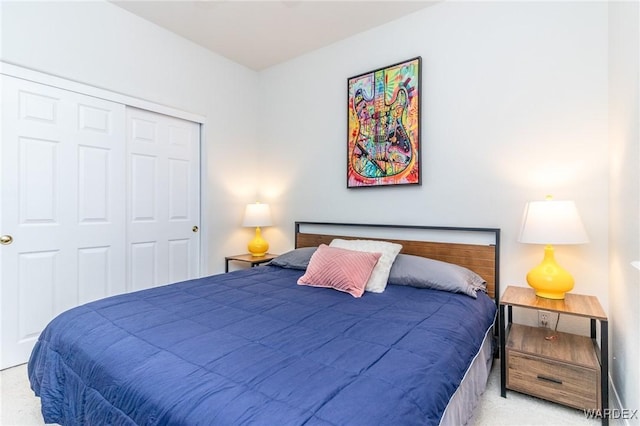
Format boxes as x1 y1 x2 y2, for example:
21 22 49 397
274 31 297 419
1 361 599 425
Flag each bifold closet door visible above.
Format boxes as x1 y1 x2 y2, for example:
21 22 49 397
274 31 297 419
126 107 200 291
0 75 126 369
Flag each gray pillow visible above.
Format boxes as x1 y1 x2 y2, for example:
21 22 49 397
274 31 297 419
388 254 487 298
267 247 317 270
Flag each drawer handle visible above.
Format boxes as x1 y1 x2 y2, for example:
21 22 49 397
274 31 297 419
537 375 563 385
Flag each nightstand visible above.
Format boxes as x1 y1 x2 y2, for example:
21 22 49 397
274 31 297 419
499 286 608 425
225 253 278 273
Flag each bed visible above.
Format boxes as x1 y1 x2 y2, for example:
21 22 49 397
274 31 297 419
29 222 500 426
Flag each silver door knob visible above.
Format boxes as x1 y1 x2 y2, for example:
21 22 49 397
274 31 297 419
0 235 13 245
192 226 199 233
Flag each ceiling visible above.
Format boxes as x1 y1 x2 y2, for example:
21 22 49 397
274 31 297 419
111 1 438 71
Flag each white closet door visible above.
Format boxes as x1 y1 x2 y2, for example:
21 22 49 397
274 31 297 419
0 76 126 369
126 107 200 290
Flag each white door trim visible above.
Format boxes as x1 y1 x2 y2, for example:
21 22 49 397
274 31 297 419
0 62 206 124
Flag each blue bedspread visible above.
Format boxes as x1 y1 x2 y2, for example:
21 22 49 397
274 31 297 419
29 266 496 426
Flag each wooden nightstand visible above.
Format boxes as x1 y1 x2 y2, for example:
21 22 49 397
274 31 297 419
225 253 278 273
499 286 608 425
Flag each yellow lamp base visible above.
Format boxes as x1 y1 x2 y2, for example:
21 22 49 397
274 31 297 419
526 245 574 300
247 226 269 257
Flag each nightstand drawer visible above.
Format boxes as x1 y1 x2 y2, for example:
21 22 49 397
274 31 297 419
507 350 600 410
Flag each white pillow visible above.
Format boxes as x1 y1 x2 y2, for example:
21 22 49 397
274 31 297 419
329 239 402 293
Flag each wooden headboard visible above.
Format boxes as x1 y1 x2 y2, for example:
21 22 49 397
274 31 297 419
294 222 500 301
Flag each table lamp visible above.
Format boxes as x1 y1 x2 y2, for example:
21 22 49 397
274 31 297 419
242 202 272 257
518 196 588 299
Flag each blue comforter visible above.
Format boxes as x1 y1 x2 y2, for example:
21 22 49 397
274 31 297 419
29 266 496 426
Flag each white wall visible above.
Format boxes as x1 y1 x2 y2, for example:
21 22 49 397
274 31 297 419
258 1 610 328
0 1 260 274
608 0 640 416
0 0 611 307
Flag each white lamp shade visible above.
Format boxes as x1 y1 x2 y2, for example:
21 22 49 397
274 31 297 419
519 199 588 245
242 203 272 227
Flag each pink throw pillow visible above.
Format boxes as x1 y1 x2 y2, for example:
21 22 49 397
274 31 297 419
297 244 381 298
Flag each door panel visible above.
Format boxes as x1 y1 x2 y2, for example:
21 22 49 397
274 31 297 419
17 251 57 341
19 137 59 224
19 90 58 123
78 246 111 304
130 241 157 290
168 159 190 220
168 239 190 283
78 146 110 223
131 154 157 221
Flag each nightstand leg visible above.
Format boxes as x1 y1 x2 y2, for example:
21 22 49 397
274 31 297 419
601 320 609 426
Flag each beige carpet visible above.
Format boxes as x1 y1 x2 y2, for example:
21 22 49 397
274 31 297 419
1 362 599 425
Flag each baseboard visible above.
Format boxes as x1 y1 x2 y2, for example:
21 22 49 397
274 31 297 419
608 374 635 426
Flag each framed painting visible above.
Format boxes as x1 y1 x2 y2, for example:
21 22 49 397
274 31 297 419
347 57 421 188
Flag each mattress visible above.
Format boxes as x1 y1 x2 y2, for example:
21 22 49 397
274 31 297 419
29 265 496 425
